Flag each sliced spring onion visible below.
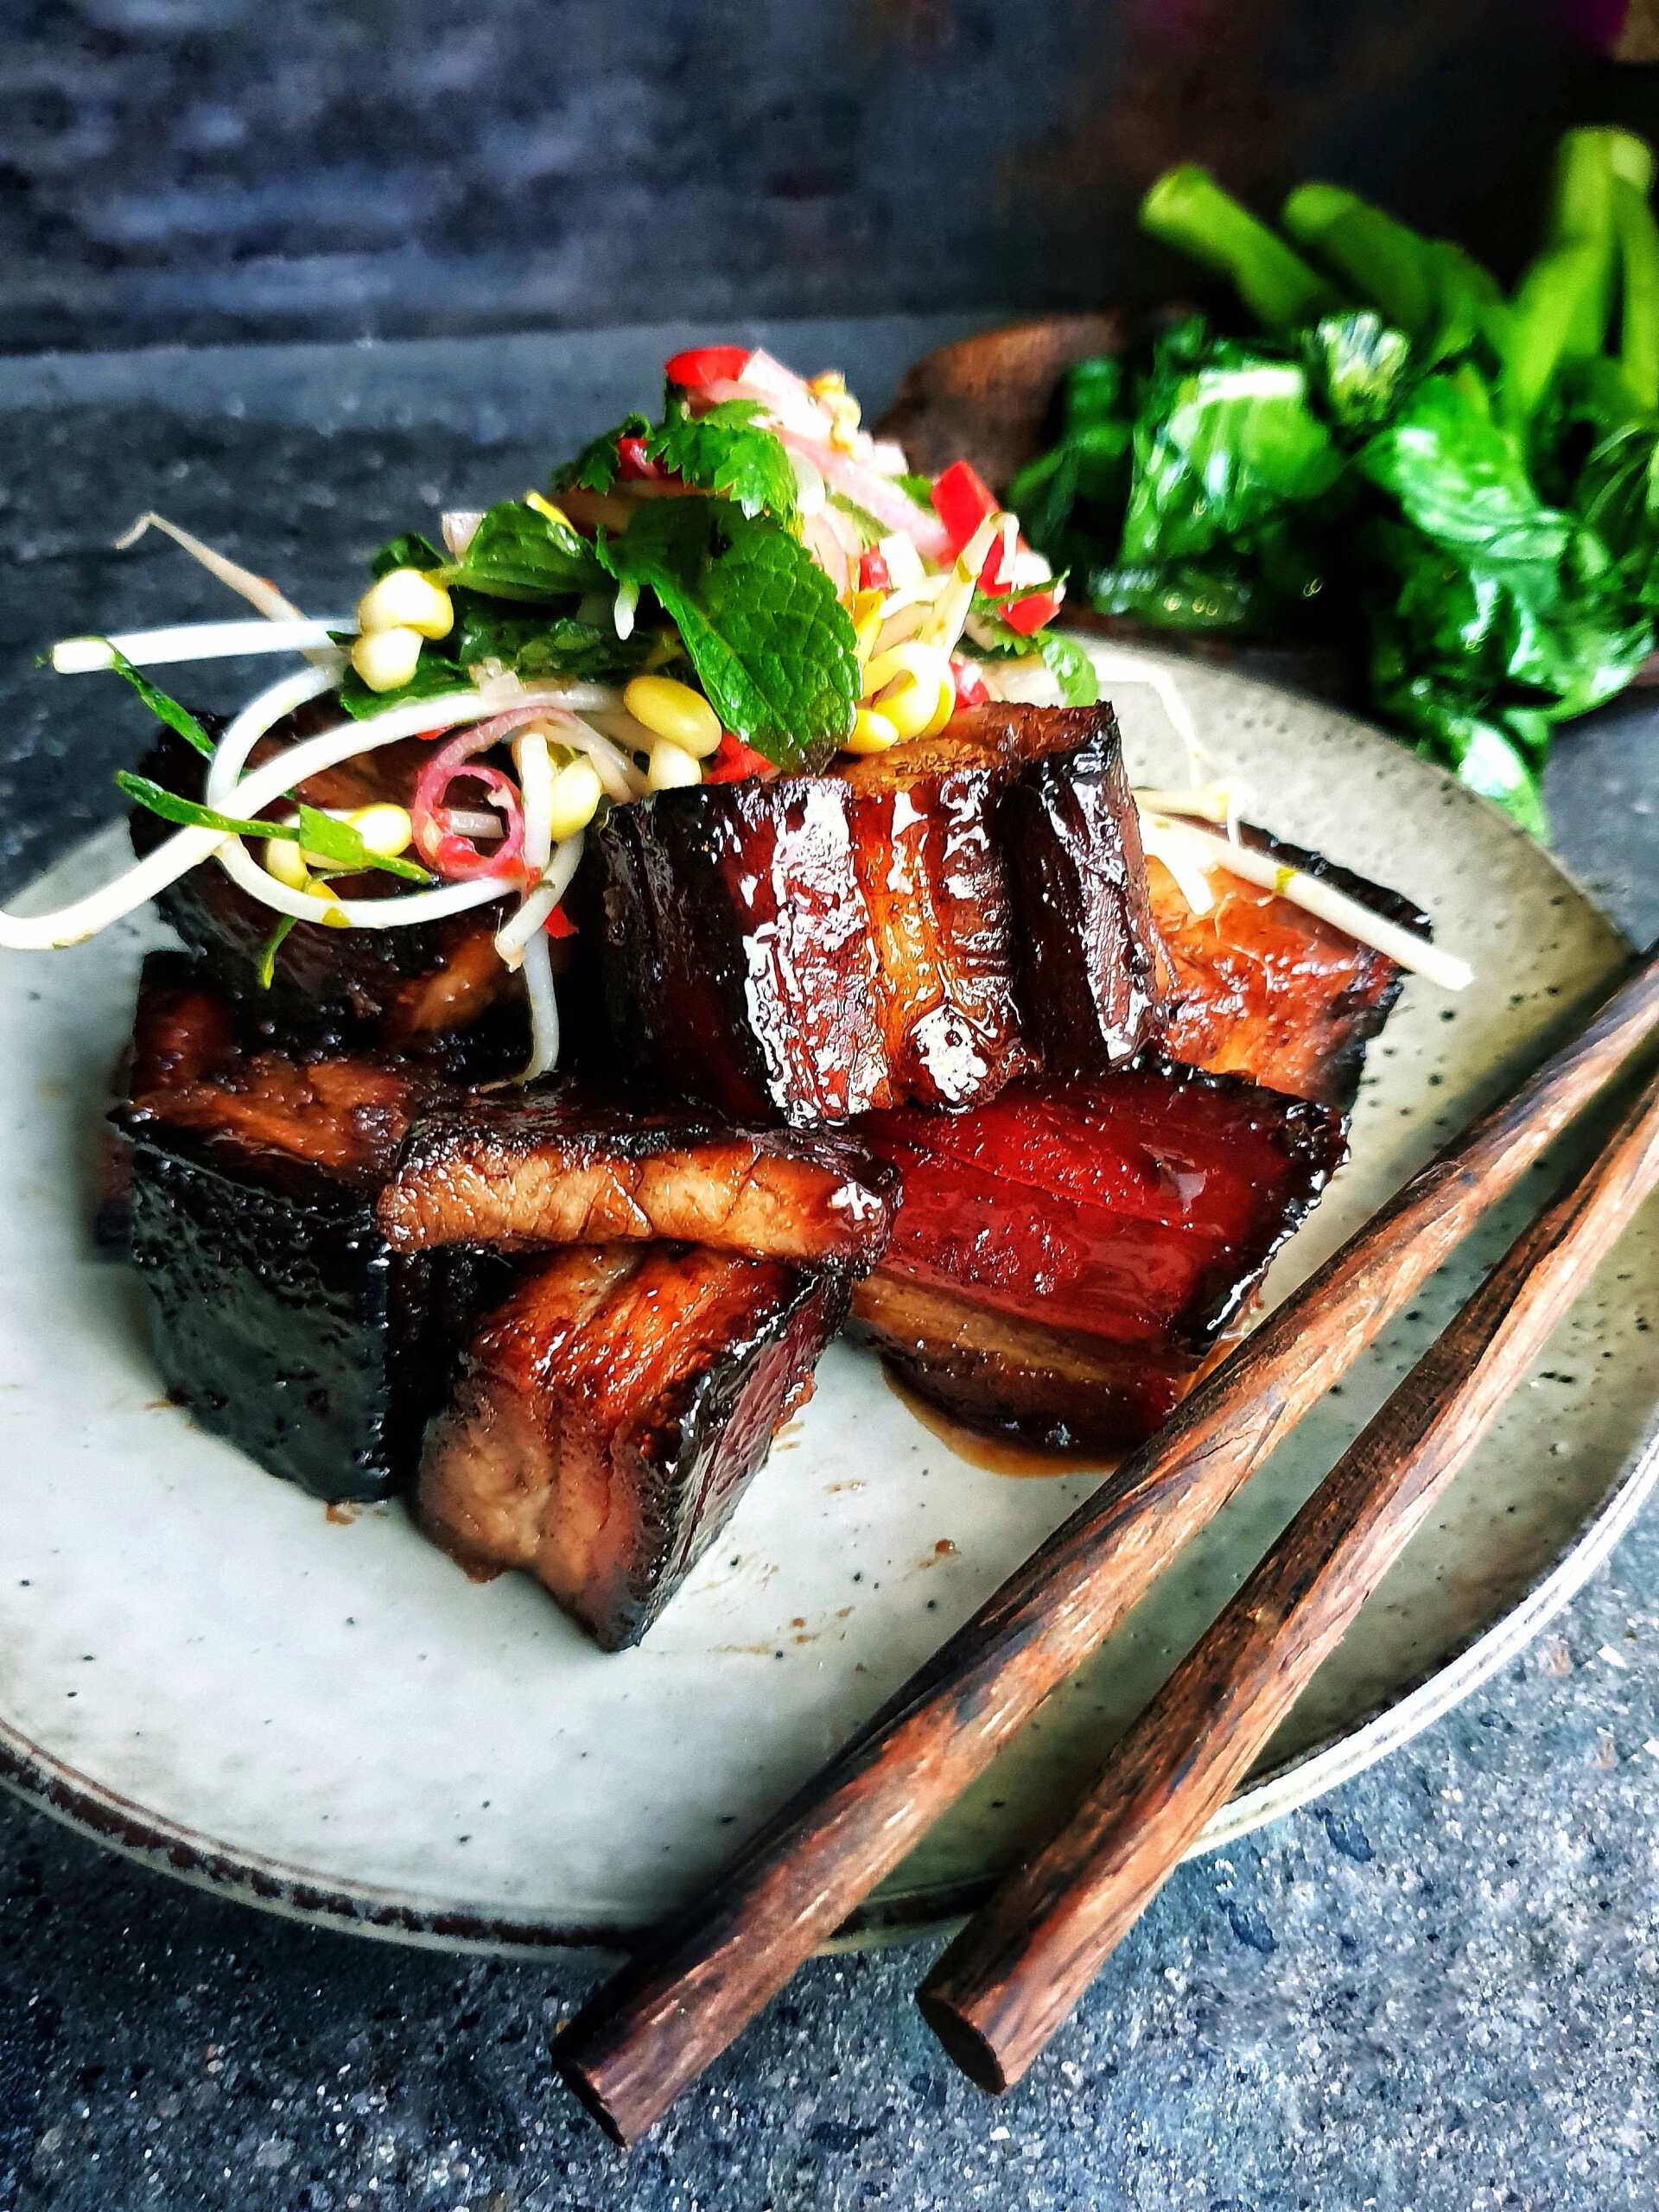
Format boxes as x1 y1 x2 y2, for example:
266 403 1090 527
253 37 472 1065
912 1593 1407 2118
1138 810 1472 990
52 620 352 674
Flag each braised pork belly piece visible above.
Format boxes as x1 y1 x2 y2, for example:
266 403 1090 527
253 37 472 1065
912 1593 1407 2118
123 955 493 1502
1152 821 1429 1109
851 1063 1346 1451
582 703 1164 1126
421 1244 849 1649
378 1090 896 1269
131 715 515 1047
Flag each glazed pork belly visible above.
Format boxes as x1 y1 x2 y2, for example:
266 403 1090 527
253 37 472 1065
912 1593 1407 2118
581 703 1165 1127
131 714 515 1050
850 1063 1346 1451
1153 821 1429 1109
378 1089 896 1268
421 1243 849 1649
123 954 489 1502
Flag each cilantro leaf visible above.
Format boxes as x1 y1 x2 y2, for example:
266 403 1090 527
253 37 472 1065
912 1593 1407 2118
644 400 798 522
896 474 937 510
597 499 858 764
1035 630 1099 706
440 499 605 601
370 532 444 577
99 646 213 758
117 773 432 881
255 914 298 988
961 598 1098 704
552 415 652 496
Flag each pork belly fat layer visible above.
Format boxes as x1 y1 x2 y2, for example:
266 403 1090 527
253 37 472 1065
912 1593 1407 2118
421 1245 849 1649
849 1272 1197 1452
586 762 1027 1123
852 1063 1346 1451
1154 822 1431 1109
582 704 1162 1126
378 1091 897 1268
996 709 1166 1070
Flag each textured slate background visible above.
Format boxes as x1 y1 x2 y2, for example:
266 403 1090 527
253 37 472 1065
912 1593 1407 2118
3 0 1651 355
0 318 1655 2212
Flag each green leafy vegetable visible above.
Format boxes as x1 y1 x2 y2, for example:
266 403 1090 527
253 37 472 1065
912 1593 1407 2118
1306 313 1414 429
645 399 798 522
370 532 444 577
99 647 213 758
1011 130 1659 832
440 499 605 601
1120 334 1344 565
597 498 858 763
1141 165 1337 327
552 414 652 495
116 773 432 883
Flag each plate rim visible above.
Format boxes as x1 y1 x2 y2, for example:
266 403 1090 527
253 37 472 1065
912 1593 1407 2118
1 652 1653 1956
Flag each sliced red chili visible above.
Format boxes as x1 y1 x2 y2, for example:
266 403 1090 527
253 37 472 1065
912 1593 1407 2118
931 459 998 556
615 435 665 481
664 345 753 388
857 546 893 593
1002 587 1064 636
543 902 578 939
951 658 991 709
703 732 773 784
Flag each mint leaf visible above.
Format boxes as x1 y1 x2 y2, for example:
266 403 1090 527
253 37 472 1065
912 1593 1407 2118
645 399 798 522
100 646 213 758
553 415 651 496
451 594 652 682
370 532 444 577
598 499 858 764
440 499 605 601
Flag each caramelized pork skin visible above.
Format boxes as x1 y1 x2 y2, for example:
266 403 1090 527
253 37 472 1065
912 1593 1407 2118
851 1061 1346 1450
379 1090 897 1269
582 704 1163 1126
421 1245 849 1649
1153 820 1430 1109
131 715 514 1045
123 956 491 1501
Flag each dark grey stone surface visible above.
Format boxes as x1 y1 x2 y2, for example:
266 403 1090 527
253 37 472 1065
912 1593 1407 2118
0 0 1642 356
0 321 1656 2211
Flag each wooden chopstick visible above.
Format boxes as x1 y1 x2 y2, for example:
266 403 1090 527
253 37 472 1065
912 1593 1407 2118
918 1065 1659 2091
556 945 1659 2147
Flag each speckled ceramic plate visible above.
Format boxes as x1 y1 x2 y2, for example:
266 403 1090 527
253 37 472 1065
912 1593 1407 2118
0 649 1654 1955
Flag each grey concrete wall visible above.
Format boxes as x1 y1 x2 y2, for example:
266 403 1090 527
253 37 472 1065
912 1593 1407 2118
1 0 1627 353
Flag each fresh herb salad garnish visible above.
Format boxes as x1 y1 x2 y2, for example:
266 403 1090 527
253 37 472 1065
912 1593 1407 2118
1014 128 1659 835
7 346 1103 1080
